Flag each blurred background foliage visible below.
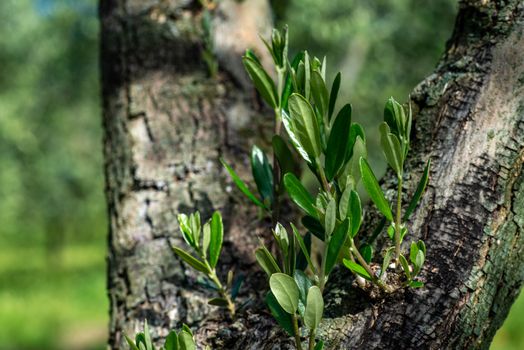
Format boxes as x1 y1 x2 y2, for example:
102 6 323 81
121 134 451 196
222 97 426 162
0 0 520 349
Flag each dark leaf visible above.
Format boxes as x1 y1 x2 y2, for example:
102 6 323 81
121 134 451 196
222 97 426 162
266 292 294 336
284 173 318 218
272 135 296 179
342 259 371 280
251 145 274 205
359 157 393 221
242 56 277 108
325 104 352 181
255 246 281 277
172 247 209 274
324 219 350 275
328 72 341 121
301 215 325 241
403 159 431 220
209 211 223 268
221 158 267 210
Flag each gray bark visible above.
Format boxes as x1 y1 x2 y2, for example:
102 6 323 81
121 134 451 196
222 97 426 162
100 0 272 348
101 0 524 349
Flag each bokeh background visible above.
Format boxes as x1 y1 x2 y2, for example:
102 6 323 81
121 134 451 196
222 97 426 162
0 0 521 349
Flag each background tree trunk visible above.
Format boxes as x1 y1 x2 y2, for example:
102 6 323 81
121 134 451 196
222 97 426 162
101 0 523 349
99 0 272 347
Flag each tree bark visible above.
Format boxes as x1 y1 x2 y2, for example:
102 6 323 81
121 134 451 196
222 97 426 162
99 0 272 348
101 0 524 349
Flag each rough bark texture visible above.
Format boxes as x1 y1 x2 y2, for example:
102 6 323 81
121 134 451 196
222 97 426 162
101 0 524 349
100 0 273 348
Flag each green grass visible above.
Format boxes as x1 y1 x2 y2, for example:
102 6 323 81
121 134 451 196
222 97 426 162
0 243 107 349
491 292 524 350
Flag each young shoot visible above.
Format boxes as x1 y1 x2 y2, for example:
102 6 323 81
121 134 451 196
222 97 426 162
172 211 240 318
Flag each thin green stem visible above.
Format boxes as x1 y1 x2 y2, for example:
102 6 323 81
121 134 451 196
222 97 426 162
394 175 403 261
316 162 330 193
271 108 282 227
318 239 328 293
350 238 392 293
308 328 316 350
292 314 304 350
204 260 236 318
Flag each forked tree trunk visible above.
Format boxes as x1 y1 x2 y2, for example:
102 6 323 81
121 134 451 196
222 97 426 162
101 0 524 349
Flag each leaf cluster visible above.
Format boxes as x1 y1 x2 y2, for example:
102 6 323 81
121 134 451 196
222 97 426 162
173 211 240 318
125 321 196 350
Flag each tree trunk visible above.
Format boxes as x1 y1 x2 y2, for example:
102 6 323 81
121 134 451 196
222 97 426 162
101 0 524 349
99 0 272 347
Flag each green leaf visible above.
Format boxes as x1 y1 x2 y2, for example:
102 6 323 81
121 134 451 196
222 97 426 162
251 145 274 205
387 224 395 241
324 198 337 237
177 214 195 249
360 244 373 264
304 286 323 330
181 324 193 337
325 219 350 275
311 70 329 118
314 340 325 350
304 51 311 100
172 247 210 274
415 250 425 273
409 242 419 266
328 72 341 121
272 135 296 178
231 274 243 300
266 292 294 336
189 212 201 247
284 173 318 218
403 159 431 220
348 190 362 238
164 331 178 350
220 158 267 209
418 240 427 256
125 335 140 350
273 223 290 255
135 333 146 349
294 269 313 317
342 259 372 280
325 104 352 181
409 280 424 288
380 247 395 279
282 109 312 163
208 297 229 307
296 231 311 271
244 49 262 66
384 97 405 137
255 246 281 277
301 216 325 241
178 330 195 350
339 185 350 220
269 273 300 314
282 52 304 109
202 222 210 259
209 211 223 268
292 224 315 273
242 56 277 109
359 157 393 221
379 122 404 176
288 93 322 159
343 135 366 186
143 321 153 350
399 254 411 280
